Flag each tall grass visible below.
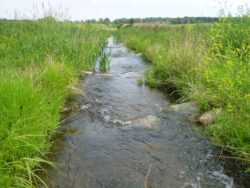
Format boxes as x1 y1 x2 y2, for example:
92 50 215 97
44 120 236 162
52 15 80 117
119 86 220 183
0 18 109 187
201 15 250 168
116 24 209 98
99 42 110 72
116 15 250 170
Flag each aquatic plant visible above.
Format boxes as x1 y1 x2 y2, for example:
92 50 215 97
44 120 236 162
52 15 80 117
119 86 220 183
137 78 144 86
99 42 110 72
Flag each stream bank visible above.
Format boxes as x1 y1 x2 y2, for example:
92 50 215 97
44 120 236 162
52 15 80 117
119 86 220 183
42 37 248 188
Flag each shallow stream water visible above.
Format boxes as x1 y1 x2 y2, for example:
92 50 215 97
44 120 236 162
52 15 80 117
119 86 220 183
43 37 246 188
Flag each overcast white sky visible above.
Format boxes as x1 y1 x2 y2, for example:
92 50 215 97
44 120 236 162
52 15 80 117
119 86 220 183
0 0 249 20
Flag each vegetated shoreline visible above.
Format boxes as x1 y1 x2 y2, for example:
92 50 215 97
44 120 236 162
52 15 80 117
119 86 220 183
115 14 250 173
0 14 249 187
0 18 109 187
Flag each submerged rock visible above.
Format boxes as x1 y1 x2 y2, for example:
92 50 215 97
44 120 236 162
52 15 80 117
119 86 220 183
187 114 200 124
110 49 127 57
119 72 143 78
95 73 113 77
170 101 199 115
131 115 160 129
199 109 221 126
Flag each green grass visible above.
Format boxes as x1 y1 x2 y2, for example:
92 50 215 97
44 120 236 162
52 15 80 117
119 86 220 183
116 15 250 170
99 42 110 72
201 16 250 167
0 18 109 187
0 13 249 187
116 24 209 98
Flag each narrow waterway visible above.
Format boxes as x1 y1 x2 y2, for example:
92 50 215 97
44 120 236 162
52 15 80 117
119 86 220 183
43 37 242 188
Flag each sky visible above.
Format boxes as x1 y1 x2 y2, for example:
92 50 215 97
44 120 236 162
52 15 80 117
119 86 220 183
0 0 249 20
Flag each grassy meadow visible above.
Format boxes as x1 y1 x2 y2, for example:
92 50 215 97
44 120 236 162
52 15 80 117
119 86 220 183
116 15 250 170
0 18 109 187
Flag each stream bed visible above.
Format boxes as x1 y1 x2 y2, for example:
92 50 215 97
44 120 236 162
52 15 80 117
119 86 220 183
43 37 248 188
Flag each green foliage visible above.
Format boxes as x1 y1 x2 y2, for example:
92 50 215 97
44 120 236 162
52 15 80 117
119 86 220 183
116 25 207 98
209 16 250 63
199 15 250 166
99 42 110 72
137 78 144 86
0 20 109 187
116 15 250 170
113 17 219 25
129 18 135 26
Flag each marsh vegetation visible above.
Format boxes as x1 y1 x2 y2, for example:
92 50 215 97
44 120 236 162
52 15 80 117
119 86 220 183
0 8 249 187
0 18 109 187
116 14 250 172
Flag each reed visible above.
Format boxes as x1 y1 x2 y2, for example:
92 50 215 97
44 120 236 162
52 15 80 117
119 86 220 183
99 42 110 72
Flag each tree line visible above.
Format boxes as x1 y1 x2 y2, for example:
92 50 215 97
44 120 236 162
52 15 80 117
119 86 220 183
85 17 219 24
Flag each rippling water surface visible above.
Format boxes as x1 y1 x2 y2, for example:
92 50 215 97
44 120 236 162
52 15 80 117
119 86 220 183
43 37 243 188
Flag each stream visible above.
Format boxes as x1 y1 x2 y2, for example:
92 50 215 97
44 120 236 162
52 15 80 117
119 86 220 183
43 37 246 188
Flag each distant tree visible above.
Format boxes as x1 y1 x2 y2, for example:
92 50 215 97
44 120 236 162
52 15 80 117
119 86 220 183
129 18 135 26
98 18 104 23
103 18 110 24
112 17 219 25
85 19 97 23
